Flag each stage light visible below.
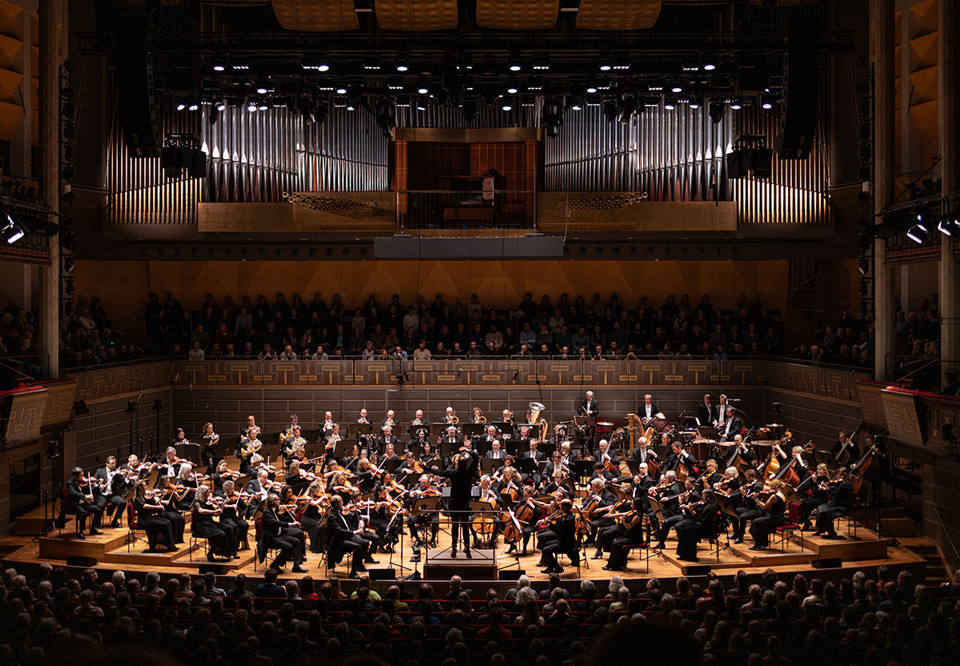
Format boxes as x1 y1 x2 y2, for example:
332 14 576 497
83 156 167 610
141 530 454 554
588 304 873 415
363 58 382 71
176 102 186 111
906 222 929 244
256 86 269 95
663 96 676 111
506 86 518 94
188 102 199 111
2 215 25 244
671 82 683 93
337 86 348 95
730 100 742 110
258 102 268 110
416 102 426 111
508 54 522 72
247 102 257 112
858 258 870 275
396 59 409 72
216 102 226 111
761 93 775 110
703 55 717 71
599 63 612 72
63 257 76 273
569 95 584 111
586 86 598 94
688 96 701 109
532 58 550 71
938 213 960 236
231 58 249 70
212 57 227 72
417 86 428 95
502 102 513 111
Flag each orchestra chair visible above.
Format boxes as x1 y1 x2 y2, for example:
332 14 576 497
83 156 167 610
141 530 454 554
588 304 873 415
125 504 147 552
54 486 83 538
707 511 728 562
775 522 803 553
620 539 654 574
253 518 278 572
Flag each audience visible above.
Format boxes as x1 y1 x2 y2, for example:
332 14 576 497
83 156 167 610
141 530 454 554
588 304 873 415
0 563 956 665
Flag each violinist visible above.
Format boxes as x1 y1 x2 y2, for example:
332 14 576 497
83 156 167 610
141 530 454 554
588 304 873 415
631 464 656 503
713 466 742 497
157 477 187 543
539 498 578 575
581 477 617 548
648 470 682 550
343 497 380 565
749 479 786 550
406 475 441 549
284 460 311 495
813 467 854 538
329 471 359 503
237 427 263 475
342 444 362 472
593 485 634 559
800 463 831 530
655 476 701 549
369 484 404 552
299 481 328 554
175 463 200 510
133 481 176 552
260 493 306 573
219 479 249 551
67 467 103 539
699 459 722 490
125 454 155 480
282 425 308 463
159 446 184 478
193 486 238 561
277 485 309 557
675 489 719 562
279 414 300 448
398 451 425 477
245 469 273 518
439 451 479 558
603 498 646 571
381 442 399 463
93 455 128 528
325 495 366 578
731 468 763 544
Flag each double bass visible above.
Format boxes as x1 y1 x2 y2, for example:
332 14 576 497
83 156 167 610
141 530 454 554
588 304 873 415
850 440 880 494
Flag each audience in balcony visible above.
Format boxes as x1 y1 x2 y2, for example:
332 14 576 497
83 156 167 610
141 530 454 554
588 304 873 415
147 291 788 362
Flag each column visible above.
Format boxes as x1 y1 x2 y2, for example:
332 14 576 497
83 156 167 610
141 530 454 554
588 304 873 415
39 0 65 378
873 0 896 381
940 0 959 380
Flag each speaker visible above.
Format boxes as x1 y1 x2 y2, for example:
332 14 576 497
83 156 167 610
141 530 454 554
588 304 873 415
499 569 526 580
811 557 842 569
66 556 98 567
685 564 712 576
199 563 227 575
116 27 161 158
368 568 397 581
776 18 821 160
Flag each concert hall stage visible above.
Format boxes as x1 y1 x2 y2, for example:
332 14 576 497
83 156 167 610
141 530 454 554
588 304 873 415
2 501 926 590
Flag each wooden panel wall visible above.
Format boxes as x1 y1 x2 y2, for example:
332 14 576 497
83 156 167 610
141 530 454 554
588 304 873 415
71 258 790 338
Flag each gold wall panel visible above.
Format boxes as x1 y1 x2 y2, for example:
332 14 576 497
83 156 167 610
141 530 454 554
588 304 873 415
271 0 359 31
2 389 45 447
476 0 559 30
763 361 866 402
576 0 661 30
374 0 458 31
69 362 173 401
881 389 925 448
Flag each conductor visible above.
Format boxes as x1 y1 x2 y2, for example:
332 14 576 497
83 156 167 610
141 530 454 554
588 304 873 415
439 450 479 558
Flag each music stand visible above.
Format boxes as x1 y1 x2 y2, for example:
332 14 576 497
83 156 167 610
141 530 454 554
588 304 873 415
624 460 641 475
573 459 594 482
408 424 430 437
716 493 739 520
434 423 456 438
413 495 442 558
424 459 444 474
385 458 404 475
333 441 354 459
492 421 514 437
647 496 666 524
514 457 536 477
504 439 526 457
175 443 201 466
814 449 837 468
461 423 486 439
574 416 596 429
696 426 721 441
480 458 503 476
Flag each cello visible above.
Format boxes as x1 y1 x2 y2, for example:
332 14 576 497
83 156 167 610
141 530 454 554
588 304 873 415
761 432 791 480
773 440 815 487
850 440 880 494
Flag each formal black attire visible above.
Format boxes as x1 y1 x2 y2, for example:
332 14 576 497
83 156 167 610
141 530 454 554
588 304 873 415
325 507 366 573
719 417 743 441
815 479 854 536
697 402 718 426
732 480 762 541
578 398 599 417
201 433 220 469
220 494 249 551
439 453 479 552
192 501 236 558
260 505 304 569
750 494 785 548
541 512 578 572
94 467 128 526
134 495 175 551
66 477 102 533
639 403 659 422
300 500 325 554
607 510 645 570
675 500 719 561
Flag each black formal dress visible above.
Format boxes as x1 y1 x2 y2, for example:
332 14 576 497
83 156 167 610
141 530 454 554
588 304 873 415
134 496 175 551
675 500 719 561
750 495 786 548
192 501 236 558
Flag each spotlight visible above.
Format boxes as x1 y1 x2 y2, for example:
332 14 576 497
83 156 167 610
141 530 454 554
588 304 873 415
506 86 518 94
938 214 960 236
586 86 598 94
316 54 330 72
417 86 428 94
532 57 550 71
63 257 76 273
188 101 199 111
247 102 257 112
906 223 929 244
508 54 522 72
337 86 348 95
396 59 409 72
761 93 775 110
176 102 186 111
231 57 250 70
730 100 742 110
703 55 717 71
688 96 701 109
2 215 25 244
258 102 268 110
212 57 227 72
501 102 513 111
569 95 584 111
663 96 676 111
671 82 683 93
256 86 269 95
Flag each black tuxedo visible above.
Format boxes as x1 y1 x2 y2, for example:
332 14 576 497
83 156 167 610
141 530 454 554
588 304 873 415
593 449 618 465
66 477 102 532
630 447 658 465
719 416 743 441
696 402 718 426
484 450 506 461
260 506 303 568
640 403 659 421
439 454 479 550
578 399 599 417
93 467 127 523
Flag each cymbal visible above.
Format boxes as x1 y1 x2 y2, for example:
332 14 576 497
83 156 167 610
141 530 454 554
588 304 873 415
595 421 615 427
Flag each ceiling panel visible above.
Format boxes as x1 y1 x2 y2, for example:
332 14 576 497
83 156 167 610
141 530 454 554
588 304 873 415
375 0 458 31
476 0 559 30
576 0 662 30
271 0 360 32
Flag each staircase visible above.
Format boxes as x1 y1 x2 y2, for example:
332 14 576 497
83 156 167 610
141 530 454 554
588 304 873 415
898 537 956 585
853 504 920 538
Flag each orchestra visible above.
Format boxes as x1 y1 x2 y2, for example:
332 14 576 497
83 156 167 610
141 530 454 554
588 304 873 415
55 398 885 576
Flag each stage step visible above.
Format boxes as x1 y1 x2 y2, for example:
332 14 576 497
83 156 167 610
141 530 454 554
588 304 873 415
790 529 888 562
897 538 955 585
102 542 201 567
38 529 129 563
423 548 498 580
728 543 818 568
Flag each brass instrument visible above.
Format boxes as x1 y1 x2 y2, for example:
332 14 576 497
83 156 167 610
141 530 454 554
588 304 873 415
529 401 549 440
450 416 459 424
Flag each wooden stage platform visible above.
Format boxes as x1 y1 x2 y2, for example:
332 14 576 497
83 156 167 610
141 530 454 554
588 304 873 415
3 502 926 589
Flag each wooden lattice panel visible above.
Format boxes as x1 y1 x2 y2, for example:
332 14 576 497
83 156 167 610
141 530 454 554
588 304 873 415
271 0 359 31
70 362 173 401
881 389 926 448
576 0 661 30
476 0 559 30
374 0 458 31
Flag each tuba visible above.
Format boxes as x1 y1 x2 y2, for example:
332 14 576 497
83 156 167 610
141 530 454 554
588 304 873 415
529 402 548 440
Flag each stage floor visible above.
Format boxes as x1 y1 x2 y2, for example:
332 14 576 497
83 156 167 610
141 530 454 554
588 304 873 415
3 503 926 586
